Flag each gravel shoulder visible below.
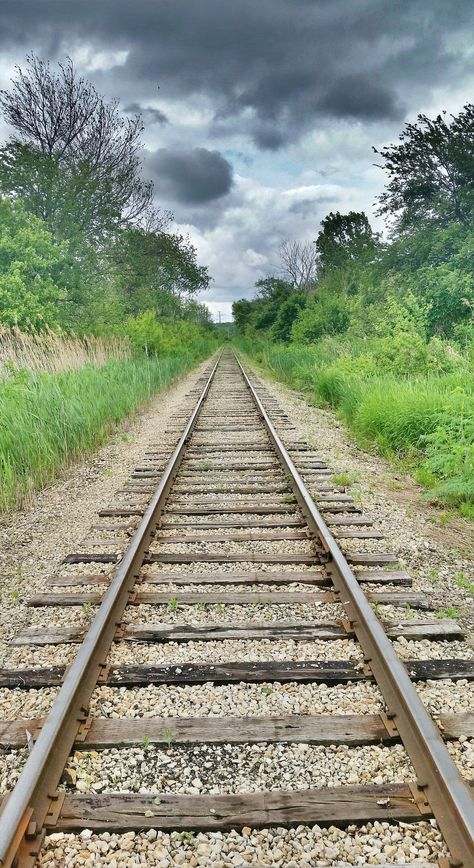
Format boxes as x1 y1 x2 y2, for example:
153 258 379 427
248 360 474 642
0 358 211 651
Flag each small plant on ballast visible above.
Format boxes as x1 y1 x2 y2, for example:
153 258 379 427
436 607 459 619
163 727 175 748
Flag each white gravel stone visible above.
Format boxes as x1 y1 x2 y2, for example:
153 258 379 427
107 638 363 666
89 681 385 719
54 742 415 795
39 821 448 865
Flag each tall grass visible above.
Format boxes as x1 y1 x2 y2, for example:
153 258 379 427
0 348 214 511
237 338 474 518
0 327 129 376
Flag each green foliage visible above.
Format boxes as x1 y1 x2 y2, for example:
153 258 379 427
291 291 350 343
0 55 213 334
375 105 474 226
315 210 378 274
233 106 474 518
112 227 210 318
454 571 474 596
271 292 306 342
120 311 217 358
0 197 64 329
245 338 474 516
0 342 215 511
436 607 459 619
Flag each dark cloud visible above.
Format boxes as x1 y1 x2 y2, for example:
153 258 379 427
289 196 336 217
251 125 286 151
124 102 168 125
320 75 405 121
0 0 472 149
147 147 233 204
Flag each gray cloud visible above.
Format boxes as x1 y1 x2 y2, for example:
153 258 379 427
0 1 473 149
147 147 233 204
320 75 405 121
124 102 168 125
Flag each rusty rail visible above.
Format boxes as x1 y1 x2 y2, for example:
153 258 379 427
235 352 474 868
0 353 222 868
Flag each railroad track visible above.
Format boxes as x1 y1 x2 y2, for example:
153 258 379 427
0 348 473 867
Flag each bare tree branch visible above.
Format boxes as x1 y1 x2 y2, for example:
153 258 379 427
278 239 318 290
0 53 154 226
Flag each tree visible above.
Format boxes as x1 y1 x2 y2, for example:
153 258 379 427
374 105 474 226
112 228 210 317
315 211 377 275
0 197 63 329
182 299 214 328
291 290 350 344
271 293 306 342
0 54 153 226
0 55 159 323
279 240 317 289
232 299 254 332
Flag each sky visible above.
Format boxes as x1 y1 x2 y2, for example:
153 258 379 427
0 1 473 321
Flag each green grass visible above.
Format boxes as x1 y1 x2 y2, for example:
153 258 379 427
0 348 214 512
454 571 474 597
332 471 359 487
435 607 459 619
237 339 474 517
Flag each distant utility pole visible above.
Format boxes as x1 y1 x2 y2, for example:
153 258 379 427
218 310 222 324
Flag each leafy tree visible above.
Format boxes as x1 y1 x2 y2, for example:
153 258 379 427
253 278 294 331
112 227 209 317
232 298 254 332
0 197 63 329
271 293 306 342
315 211 378 275
410 264 473 337
0 55 159 324
374 105 474 226
182 299 214 327
291 291 350 344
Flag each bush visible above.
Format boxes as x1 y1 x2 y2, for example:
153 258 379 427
291 293 350 343
122 310 217 358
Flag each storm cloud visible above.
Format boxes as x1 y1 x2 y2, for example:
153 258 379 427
0 0 473 317
124 102 168 126
147 147 233 204
0 0 473 148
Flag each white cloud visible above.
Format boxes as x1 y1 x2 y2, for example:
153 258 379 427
67 45 129 73
173 172 376 311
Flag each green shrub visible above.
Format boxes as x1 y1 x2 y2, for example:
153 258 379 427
291 294 350 344
123 310 217 358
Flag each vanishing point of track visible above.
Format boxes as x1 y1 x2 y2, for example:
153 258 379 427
0 349 473 866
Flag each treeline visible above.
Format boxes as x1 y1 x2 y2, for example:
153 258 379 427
0 55 214 350
234 106 474 515
234 105 474 365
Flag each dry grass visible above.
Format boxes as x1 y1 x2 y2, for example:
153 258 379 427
0 327 130 376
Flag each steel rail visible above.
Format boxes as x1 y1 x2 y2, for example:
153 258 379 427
0 352 222 868
235 353 474 868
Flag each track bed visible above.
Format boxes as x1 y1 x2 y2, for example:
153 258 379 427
0 350 472 867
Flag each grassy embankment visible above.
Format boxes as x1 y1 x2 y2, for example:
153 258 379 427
0 329 217 511
236 337 474 520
